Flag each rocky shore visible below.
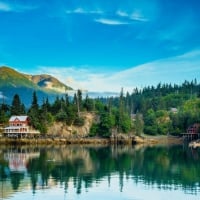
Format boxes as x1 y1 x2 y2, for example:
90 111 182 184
0 134 183 146
189 139 200 148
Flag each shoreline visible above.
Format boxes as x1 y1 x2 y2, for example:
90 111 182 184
189 139 200 148
0 135 183 146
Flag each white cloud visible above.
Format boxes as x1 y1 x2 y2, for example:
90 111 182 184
65 6 148 25
66 8 84 14
33 50 200 93
107 50 200 91
73 8 85 14
0 1 38 12
34 66 94 91
130 11 148 22
94 18 129 25
66 8 103 15
116 10 128 17
116 10 148 22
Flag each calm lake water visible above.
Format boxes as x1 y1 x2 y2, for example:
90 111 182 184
0 144 199 200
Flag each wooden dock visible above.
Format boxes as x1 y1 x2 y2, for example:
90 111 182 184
182 133 200 140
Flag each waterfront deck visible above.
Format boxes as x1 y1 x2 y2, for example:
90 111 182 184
4 126 40 138
182 132 200 140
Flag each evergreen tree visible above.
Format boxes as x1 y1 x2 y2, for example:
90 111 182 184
0 103 9 124
75 89 82 117
28 91 40 130
99 106 115 137
134 112 144 136
51 96 61 115
39 99 53 135
83 94 94 111
10 94 25 115
118 88 124 133
31 91 39 111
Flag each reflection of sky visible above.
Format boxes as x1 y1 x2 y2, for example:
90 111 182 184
7 175 199 200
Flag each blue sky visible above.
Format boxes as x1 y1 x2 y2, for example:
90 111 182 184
0 0 200 92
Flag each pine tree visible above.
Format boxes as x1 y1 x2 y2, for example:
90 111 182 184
31 91 39 111
0 103 9 124
134 112 144 136
10 94 25 115
84 94 94 111
118 88 124 133
28 91 40 130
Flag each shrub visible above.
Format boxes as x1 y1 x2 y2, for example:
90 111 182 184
73 116 85 127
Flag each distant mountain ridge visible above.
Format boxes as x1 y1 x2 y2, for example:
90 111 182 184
0 66 73 105
0 66 38 89
24 74 72 93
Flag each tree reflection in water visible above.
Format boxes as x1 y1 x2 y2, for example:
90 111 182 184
0 144 200 198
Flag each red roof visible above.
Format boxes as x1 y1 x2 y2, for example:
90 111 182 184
9 116 29 122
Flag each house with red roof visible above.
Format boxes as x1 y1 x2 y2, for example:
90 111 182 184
4 116 40 138
187 123 200 134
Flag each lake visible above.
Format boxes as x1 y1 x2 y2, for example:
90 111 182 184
0 144 199 200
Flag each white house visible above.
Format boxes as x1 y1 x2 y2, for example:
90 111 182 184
4 116 40 138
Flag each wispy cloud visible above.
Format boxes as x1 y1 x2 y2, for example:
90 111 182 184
66 8 103 15
0 0 38 12
34 66 93 91
65 5 149 25
94 18 129 25
0 1 11 11
65 8 86 14
108 50 200 91
130 11 148 22
33 50 200 93
116 10 148 22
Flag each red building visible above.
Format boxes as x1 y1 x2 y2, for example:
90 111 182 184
8 116 30 127
4 116 40 138
187 123 200 134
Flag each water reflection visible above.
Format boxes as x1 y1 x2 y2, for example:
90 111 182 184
0 144 200 199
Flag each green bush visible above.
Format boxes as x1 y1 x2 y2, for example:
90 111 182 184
73 116 85 127
89 123 99 137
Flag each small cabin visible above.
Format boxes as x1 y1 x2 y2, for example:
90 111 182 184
187 123 200 134
4 115 40 138
170 108 178 113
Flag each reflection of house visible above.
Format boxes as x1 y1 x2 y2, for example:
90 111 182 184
4 152 40 172
3 116 40 138
187 123 200 134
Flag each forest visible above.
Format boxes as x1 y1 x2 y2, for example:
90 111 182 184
0 79 200 137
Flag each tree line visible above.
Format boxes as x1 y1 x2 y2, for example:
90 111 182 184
0 89 132 137
0 79 200 137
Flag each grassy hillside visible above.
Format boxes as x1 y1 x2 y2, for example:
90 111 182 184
0 66 38 89
26 74 72 92
0 66 72 106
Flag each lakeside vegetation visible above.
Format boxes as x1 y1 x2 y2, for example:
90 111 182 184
1 79 200 137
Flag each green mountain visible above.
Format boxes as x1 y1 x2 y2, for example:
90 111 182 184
0 66 73 106
0 66 38 88
25 74 72 93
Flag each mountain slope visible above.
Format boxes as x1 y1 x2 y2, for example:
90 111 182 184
25 74 72 93
0 66 38 89
0 66 73 106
